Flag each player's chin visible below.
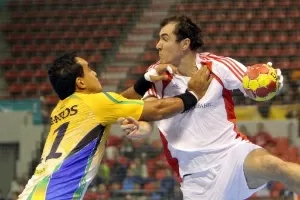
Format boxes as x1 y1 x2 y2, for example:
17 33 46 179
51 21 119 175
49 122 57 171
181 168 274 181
159 58 167 64
96 85 103 93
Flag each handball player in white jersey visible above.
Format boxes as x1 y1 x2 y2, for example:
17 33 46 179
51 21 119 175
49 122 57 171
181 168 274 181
118 15 300 200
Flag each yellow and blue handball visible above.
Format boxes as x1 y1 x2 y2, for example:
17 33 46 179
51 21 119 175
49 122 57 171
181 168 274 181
242 62 279 101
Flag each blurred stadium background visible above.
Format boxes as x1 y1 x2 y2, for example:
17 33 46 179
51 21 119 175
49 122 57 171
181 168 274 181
0 0 299 199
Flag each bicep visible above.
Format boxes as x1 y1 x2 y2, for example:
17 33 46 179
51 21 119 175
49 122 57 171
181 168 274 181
211 57 247 94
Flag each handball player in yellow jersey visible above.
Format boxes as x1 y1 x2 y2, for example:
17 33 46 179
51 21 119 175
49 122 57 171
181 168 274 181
18 52 212 200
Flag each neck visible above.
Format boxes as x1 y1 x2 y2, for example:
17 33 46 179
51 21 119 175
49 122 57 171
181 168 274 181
75 89 89 94
177 51 198 77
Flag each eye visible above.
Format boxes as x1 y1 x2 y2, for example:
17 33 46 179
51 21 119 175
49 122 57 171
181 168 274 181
162 37 168 42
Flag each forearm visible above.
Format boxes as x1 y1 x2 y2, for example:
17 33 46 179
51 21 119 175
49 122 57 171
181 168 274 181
120 86 142 99
279 161 300 194
140 97 184 121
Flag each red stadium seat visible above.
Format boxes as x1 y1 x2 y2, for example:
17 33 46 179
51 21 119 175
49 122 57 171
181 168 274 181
205 24 218 34
271 9 286 19
21 33 34 44
25 44 40 56
106 29 120 37
251 46 266 57
290 32 300 43
8 83 23 96
14 57 28 70
124 79 136 88
247 0 261 8
23 83 38 96
101 79 120 86
276 60 290 69
143 51 158 62
226 10 242 21
6 33 22 44
88 55 102 65
106 66 129 73
267 46 280 57
223 23 235 33
290 60 300 69
265 20 280 31
45 56 55 65
116 53 139 61
265 0 276 8
54 43 69 52
49 32 63 42
0 58 14 71
45 95 59 106
235 48 251 58
4 70 19 83
35 32 49 43
281 44 297 56
235 23 248 32
33 69 47 82
40 82 53 94
11 45 24 57
286 7 300 18
29 57 45 69
250 22 265 32
227 35 243 45
99 41 112 50
19 70 33 82
69 43 82 52
62 31 78 40
243 33 256 44
133 66 148 74
273 32 288 43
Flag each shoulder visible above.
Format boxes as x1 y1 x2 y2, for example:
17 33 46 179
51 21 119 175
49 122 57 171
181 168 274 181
73 92 122 104
198 53 246 78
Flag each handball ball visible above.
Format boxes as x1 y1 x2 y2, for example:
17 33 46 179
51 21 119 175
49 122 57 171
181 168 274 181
242 62 279 101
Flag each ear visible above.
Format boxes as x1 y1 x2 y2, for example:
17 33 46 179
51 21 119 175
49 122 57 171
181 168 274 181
75 77 85 90
181 38 191 51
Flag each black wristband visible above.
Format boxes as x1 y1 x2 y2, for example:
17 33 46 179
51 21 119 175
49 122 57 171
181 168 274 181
133 75 152 96
175 90 198 113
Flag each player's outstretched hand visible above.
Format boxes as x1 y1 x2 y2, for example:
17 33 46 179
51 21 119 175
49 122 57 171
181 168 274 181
117 117 152 139
145 64 178 82
187 64 213 99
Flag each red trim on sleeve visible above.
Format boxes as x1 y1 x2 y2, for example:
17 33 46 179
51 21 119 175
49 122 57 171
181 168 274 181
206 54 243 82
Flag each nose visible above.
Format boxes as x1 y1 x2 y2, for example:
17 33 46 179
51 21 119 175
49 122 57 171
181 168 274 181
156 40 162 50
93 70 97 77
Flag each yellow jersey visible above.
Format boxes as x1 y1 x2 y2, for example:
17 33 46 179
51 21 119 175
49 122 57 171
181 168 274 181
19 92 144 200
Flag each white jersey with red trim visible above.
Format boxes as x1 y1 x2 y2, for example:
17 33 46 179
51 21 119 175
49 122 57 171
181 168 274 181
145 53 249 177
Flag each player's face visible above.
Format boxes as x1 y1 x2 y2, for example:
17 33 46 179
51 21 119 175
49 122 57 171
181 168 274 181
75 57 102 93
156 22 182 64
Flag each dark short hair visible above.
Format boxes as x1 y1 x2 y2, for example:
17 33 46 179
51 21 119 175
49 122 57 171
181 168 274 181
160 15 204 51
48 52 84 100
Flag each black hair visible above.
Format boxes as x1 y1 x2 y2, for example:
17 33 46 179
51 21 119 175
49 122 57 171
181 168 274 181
160 15 204 51
48 52 84 100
